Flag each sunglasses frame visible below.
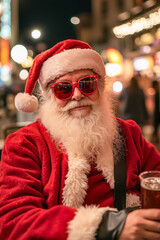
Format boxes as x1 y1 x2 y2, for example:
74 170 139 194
49 74 99 100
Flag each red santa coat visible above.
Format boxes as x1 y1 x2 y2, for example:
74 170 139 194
0 118 160 240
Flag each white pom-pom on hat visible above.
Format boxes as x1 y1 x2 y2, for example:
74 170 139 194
15 39 106 112
15 92 38 113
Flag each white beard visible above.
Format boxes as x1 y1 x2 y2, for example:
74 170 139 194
37 89 120 164
37 89 123 207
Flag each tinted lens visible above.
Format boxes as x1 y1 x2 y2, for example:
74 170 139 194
54 82 72 99
79 77 97 93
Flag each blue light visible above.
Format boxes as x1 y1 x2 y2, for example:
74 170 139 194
0 0 11 39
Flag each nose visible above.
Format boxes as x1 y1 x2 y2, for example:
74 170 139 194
71 86 84 100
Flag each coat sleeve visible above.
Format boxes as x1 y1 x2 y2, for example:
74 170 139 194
0 132 78 240
0 131 110 240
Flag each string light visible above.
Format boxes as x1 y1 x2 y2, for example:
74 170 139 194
113 8 160 38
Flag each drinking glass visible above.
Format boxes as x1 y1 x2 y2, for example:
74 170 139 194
139 171 160 209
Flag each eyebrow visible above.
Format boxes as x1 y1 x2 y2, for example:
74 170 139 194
46 80 54 88
56 74 91 82
47 74 94 89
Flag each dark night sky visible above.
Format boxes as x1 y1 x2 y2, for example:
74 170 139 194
19 0 91 50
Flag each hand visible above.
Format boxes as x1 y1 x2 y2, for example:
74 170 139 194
118 208 160 240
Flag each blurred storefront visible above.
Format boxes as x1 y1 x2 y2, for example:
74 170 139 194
111 1 160 119
74 0 160 97
76 0 160 148
0 0 27 141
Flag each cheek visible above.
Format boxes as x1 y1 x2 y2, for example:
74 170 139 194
88 90 99 101
55 97 68 108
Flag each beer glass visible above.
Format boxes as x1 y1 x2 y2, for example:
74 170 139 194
139 171 160 209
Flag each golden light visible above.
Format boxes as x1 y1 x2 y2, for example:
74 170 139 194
21 56 34 68
107 48 123 64
105 63 123 77
140 33 153 45
145 56 154 69
113 8 160 38
123 59 134 80
155 27 160 39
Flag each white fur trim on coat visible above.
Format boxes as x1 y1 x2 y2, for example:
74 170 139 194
62 145 114 208
62 155 90 208
126 193 141 208
39 48 106 89
67 206 117 240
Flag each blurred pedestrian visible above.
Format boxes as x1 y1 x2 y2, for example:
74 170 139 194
119 75 148 128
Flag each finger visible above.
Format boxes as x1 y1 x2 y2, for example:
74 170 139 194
128 210 160 238
142 230 160 240
139 209 160 221
143 219 160 233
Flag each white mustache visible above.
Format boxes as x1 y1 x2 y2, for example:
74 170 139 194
60 99 95 112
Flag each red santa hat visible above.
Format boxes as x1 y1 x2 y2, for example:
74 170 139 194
15 39 106 113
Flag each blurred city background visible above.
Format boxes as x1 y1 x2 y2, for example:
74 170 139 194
0 0 160 154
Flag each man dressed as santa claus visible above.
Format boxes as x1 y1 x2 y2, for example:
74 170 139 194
0 39 160 240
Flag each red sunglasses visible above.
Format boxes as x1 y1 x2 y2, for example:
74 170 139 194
49 74 99 100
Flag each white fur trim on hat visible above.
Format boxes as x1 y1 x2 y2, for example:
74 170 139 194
39 48 106 89
15 92 38 113
67 206 117 240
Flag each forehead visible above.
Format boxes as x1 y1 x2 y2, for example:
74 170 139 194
55 69 95 81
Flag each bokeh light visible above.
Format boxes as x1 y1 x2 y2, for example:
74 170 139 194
11 45 28 63
70 16 80 25
19 69 29 80
21 56 34 68
105 63 122 77
112 81 123 93
31 29 41 39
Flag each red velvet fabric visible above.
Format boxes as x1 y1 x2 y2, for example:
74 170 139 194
0 118 160 239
